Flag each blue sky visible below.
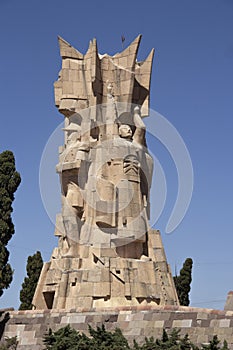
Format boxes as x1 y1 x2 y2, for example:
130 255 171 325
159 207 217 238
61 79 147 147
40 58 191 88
0 0 232 310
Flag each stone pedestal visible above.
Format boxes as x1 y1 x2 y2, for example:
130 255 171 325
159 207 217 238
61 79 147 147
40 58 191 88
33 230 179 309
2 305 233 349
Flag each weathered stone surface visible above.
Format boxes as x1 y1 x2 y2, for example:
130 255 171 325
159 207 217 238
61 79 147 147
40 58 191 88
1 306 233 349
32 36 179 310
225 291 233 311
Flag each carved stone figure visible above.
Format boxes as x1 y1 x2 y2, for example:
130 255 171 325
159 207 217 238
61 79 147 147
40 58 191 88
32 36 179 310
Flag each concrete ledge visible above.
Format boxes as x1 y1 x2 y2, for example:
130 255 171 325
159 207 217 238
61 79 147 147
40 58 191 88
1 305 233 349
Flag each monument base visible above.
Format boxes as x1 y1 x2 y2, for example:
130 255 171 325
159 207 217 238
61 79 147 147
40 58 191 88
33 230 179 310
1 305 233 349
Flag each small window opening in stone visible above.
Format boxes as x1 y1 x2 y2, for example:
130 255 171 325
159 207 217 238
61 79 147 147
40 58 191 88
43 291 55 309
71 278 77 286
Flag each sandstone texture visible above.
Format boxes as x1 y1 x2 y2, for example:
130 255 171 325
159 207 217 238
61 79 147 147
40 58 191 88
33 35 179 310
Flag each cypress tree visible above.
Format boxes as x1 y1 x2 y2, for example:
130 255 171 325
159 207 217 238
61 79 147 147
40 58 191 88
174 258 193 306
0 150 21 297
19 251 43 310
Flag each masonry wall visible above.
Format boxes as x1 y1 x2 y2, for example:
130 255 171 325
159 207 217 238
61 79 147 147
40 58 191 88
1 305 233 349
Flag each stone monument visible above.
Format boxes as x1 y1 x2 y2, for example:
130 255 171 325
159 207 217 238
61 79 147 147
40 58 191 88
33 35 179 309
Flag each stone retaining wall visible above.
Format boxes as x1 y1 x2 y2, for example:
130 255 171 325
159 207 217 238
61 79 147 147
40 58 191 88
1 305 233 349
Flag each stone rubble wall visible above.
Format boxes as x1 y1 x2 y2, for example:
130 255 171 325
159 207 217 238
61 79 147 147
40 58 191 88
1 305 233 349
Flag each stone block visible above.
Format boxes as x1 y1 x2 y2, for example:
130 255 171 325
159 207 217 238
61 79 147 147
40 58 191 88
173 319 192 328
210 319 220 327
123 327 142 336
61 68 69 81
93 282 110 297
88 269 102 282
62 81 74 94
19 331 36 345
219 319 230 327
197 311 209 320
68 315 86 324
154 320 165 327
79 282 94 296
62 59 70 69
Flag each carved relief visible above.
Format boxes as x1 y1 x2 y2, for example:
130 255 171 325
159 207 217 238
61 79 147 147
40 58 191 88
32 36 179 310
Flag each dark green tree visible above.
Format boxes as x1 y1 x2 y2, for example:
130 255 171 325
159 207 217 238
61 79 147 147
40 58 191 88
174 258 193 306
221 340 230 350
201 335 229 350
43 324 230 350
43 324 130 350
0 150 21 297
0 336 18 350
19 251 43 310
43 325 87 350
88 324 130 349
44 326 208 350
201 335 220 350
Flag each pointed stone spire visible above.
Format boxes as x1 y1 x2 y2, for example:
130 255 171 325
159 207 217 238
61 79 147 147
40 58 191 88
113 34 142 68
58 36 83 59
90 38 101 82
135 48 155 89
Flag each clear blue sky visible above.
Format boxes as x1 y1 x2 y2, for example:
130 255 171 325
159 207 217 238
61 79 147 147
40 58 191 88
0 0 232 310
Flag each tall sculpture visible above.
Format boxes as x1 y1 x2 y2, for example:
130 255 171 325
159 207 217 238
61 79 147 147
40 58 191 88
33 35 179 309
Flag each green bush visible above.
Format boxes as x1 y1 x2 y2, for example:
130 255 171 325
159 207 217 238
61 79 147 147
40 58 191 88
0 336 18 350
43 325 229 350
43 324 130 350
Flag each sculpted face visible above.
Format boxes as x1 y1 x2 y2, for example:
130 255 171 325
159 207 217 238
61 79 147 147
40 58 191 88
119 124 132 139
